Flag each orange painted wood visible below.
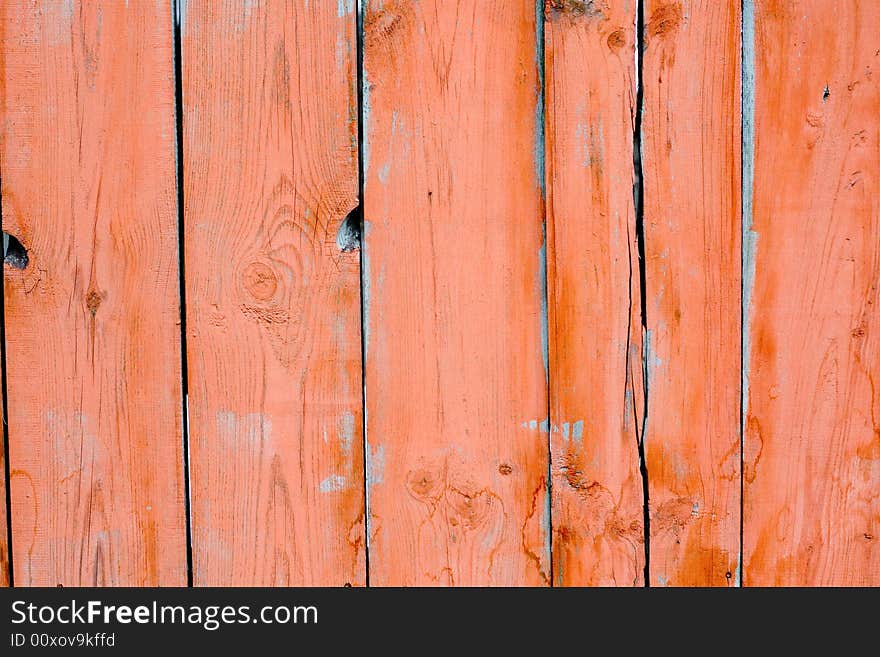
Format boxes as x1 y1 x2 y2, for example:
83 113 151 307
641 0 741 586
363 0 549 585
0 0 187 585
743 0 880 586
182 1 364 585
545 2 645 586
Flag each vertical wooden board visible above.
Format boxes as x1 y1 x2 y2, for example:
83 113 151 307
363 0 549 585
545 1 645 586
641 0 741 586
0 1 187 585
183 1 364 585
743 0 880 586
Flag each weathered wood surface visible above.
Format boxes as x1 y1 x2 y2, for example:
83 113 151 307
182 0 365 585
743 0 880 586
641 0 742 586
362 0 550 585
545 0 645 586
0 0 187 585
0 0 876 589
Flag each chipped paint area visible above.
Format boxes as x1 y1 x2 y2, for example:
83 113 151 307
336 31 350 71
361 221 373 356
538 234 549 381
521 417 585 441
577 119 605 169
338 0 355 18
361 68 373 176
216 411 272 444
366 443 385 486
377 161 391 184
319 474 347 493
338 410 356 453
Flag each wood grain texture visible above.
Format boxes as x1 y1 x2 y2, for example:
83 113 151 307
362 0 549 586
544 1 645 586
641 0 741 586
743 0 880 586
182 0 365 586
0 0 187 585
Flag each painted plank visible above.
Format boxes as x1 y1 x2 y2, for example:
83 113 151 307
641 0 741 586
362 0 549 585
0 0 187 585
743 0 880 586
544 1 645 585
182 1 364 585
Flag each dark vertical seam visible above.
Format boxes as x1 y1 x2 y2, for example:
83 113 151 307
356 0 370 588
0 179 15 587
173 0 194 588
633 0 650 588
536 0 552 589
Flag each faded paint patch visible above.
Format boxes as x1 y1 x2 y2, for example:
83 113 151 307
61 0 75 23
46 409 98 469
367 443 385 486
216 411 271 444
668 448 688 482
336 32 349 70
338 0 355 17
538 234 549 380
577 120 605 169
361 221 373 356
46 0 75 45
522 417 585 440
338 410 355 453
377 111 406 185
319 474 347 493
378 161 391 184
644 329 663 380
361 69 373 175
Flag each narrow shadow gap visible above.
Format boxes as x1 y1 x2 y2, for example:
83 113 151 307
173 0 194 588
0 178 15 587
633 0 651 588
356 0 371 588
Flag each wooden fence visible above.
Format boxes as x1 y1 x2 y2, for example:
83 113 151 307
0 0 877 586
